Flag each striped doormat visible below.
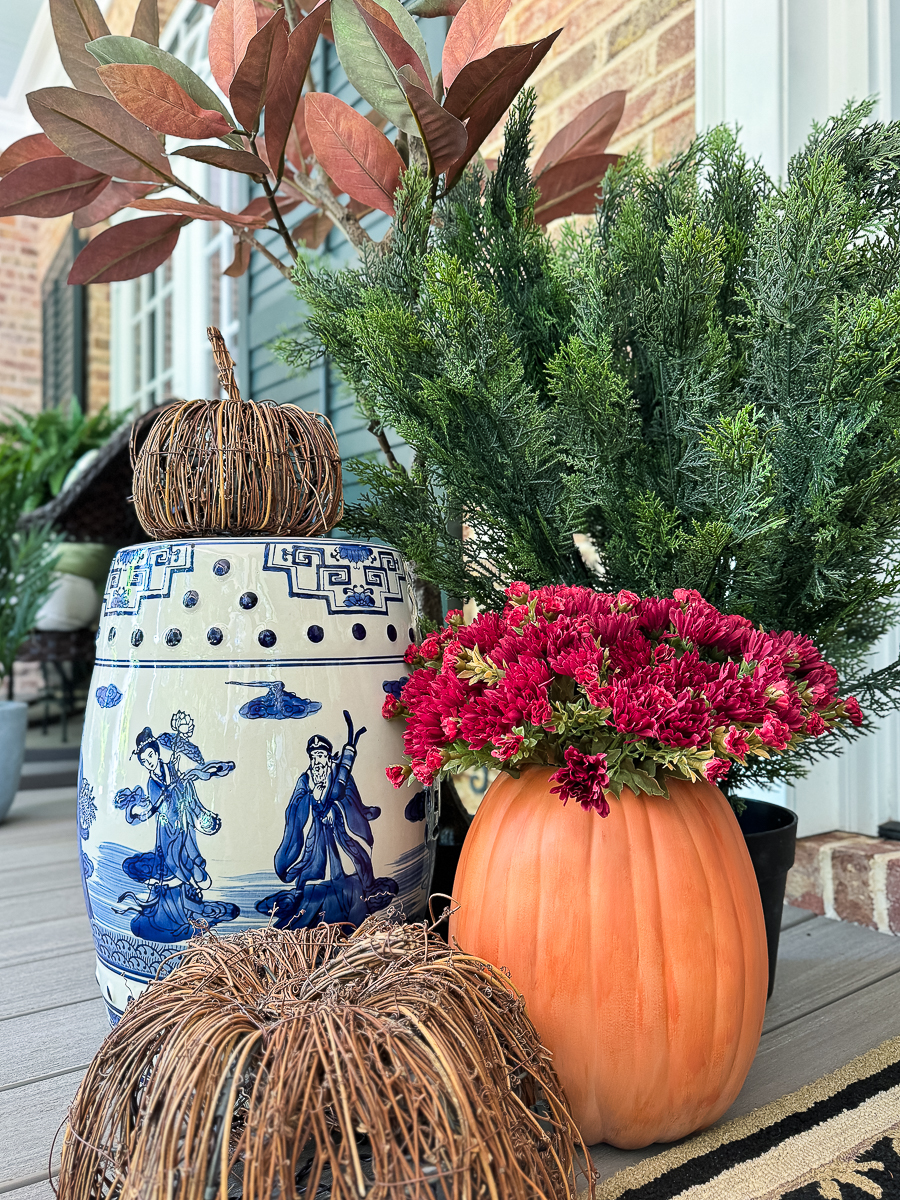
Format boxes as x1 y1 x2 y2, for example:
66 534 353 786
591 1037 900 1199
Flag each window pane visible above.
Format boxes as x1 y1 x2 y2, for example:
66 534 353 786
163 294 172 372
148 309 157 384
209 247 221 331
133 321 142 394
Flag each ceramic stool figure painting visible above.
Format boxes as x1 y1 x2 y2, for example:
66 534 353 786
258 712 400 929
79 537 435 1025
113 715 239 943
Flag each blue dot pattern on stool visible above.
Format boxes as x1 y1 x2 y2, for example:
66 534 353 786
387 624 397 642
408 627 415 642
131 629 143 647
183 590 199 608
258 629 277 648
240 592 258 610
108 627 116 642
165 628 182 647
307 625 324 643
213 559 230 576
352 623 366 641
207 627 223 646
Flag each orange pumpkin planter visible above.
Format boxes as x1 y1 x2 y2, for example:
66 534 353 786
449 768 768 1149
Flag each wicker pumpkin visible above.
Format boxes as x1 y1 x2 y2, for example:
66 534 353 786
131 328 343 539
449 768 768 1149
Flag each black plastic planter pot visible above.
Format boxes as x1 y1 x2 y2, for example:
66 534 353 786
737 800 798 999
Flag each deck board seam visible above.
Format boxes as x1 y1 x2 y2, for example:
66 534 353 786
0 995 104 1027
0 1062 91 1095
0 942 95 969
0 1167 61 1195
762 961 900 1037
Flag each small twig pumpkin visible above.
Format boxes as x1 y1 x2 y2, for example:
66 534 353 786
131 328 343 539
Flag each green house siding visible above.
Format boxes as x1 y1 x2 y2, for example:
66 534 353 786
237 27 444 506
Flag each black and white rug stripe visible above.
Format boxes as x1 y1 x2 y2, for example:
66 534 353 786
587 1037 900 1199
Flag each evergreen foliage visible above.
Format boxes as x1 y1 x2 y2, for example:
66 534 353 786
282 95 900 787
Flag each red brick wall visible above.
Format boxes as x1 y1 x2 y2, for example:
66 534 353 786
487 0 695 167
0 216 43 415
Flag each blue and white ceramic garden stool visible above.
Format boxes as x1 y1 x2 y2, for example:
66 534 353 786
78 537 436 1026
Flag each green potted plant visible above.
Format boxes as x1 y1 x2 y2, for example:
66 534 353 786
0 473 61 821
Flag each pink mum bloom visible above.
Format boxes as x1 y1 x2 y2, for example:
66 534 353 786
529 696 553 727
492 733 525 761
724 726 750 760
704 757 731 785
759 713 792 750
385 764 407 788
506 581 531 601
842 697 864 727
382 695 401 720
550 746 611 816
805 711 826 735
411 759 436 786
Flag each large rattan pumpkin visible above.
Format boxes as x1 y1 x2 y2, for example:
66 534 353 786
449 768 768 1149
131 328 343 539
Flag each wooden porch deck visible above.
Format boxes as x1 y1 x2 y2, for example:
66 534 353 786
3 734 900 1197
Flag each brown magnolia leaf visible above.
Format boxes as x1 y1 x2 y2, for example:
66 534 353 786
0 133 65 177
408 0 465 14
533 153 618 224
208 0 258 96
304 91 405 215
292 210 333 248
0 157 109 218
130 0 160 45
534 90 625 176
174 145 269 177
68 214 187 284
441 0 510 90
224 237 251 276
398 67 467 177
73 180 155 228
263 4 330 176
284 95 315 172
443 30 560 188
49 0 111 98
97 63 235 140
229 11 289 132
27 87 173 182
129 196 270 226
240 192 301 218
357 1 430 90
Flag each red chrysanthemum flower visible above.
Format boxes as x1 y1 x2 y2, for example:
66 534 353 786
550 746 611 816
842 697 864 727
704 757 731 785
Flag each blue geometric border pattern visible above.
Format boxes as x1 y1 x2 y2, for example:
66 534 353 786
263 542 408 615
102 543 195 617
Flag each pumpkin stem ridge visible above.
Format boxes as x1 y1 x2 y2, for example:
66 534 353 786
207 325 242 404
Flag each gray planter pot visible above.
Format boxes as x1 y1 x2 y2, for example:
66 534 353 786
0 701 28 822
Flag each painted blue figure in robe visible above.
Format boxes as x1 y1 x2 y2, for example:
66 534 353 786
257 710 398 929
113 710 239 943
